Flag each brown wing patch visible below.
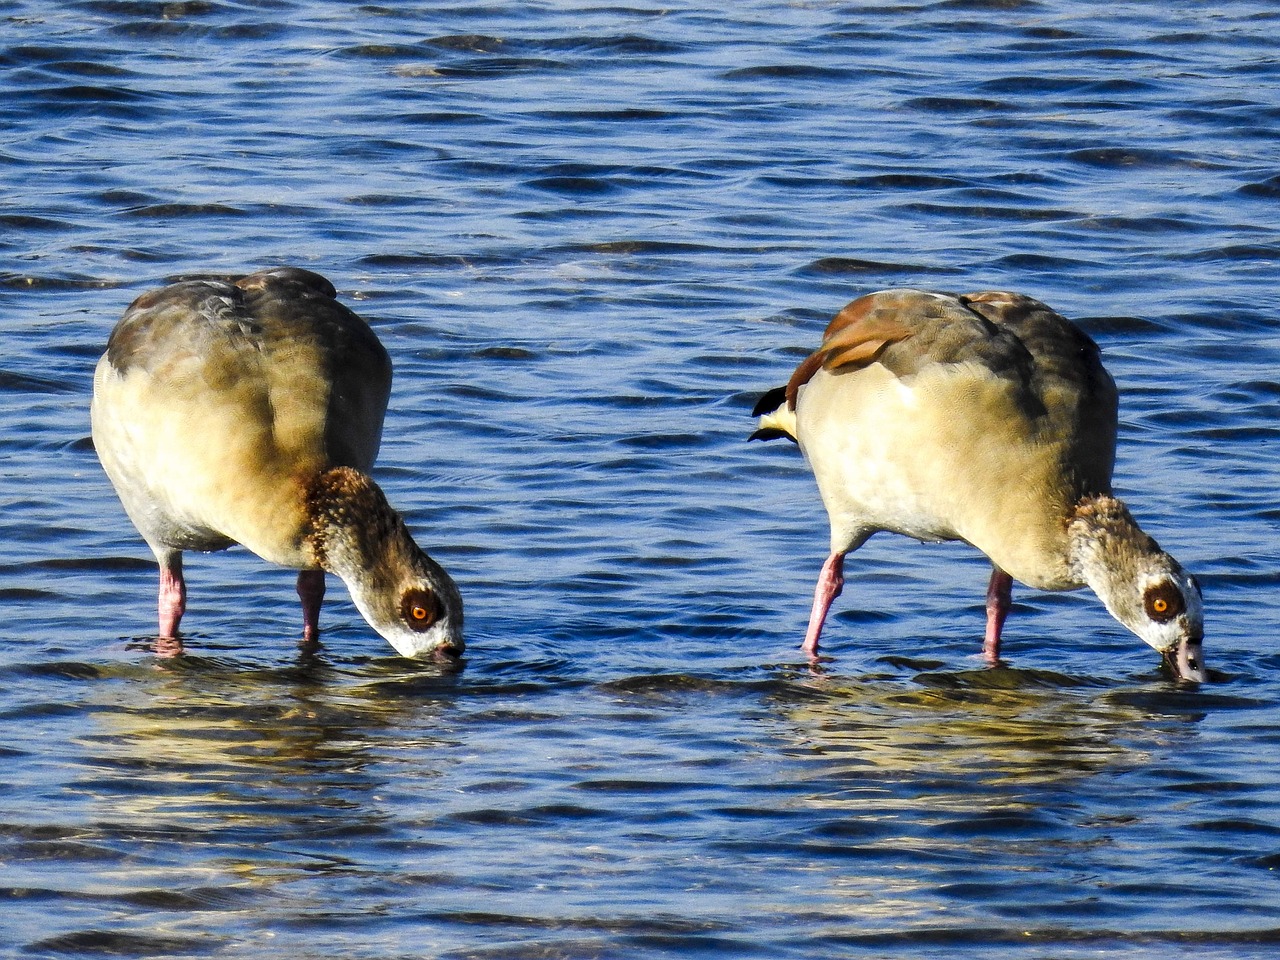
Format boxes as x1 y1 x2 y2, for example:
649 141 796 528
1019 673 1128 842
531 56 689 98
784 349 827 409
783 291 923 408
822 291 883 340
822 293 919 366
822 289 920 341
823 331 908 372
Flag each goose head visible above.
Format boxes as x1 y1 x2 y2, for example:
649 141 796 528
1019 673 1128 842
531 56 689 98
306 466 464 660
345 541 465 660
1069 495 1204 682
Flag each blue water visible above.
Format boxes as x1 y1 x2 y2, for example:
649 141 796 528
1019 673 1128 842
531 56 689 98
3 1 1280 957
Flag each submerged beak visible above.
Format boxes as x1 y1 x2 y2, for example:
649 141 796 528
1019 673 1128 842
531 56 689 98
1166 636 1206 684
433 640 465 665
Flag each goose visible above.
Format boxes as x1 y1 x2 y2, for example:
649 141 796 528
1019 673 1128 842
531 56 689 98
752 288 1205 681
91 267 463 660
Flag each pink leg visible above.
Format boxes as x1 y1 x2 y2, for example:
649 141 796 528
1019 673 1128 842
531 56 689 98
156 552 186 657
157 553 185 637
983 567 1013 663
297 569 325 647
802 552 845 660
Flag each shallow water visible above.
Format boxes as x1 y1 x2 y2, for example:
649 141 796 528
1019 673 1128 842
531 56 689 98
3 1 1280 957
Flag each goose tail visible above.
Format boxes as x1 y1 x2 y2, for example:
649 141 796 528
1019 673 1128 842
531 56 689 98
749 386 798 443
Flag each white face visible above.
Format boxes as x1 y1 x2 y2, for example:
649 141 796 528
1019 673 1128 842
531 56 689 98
1117 567 1205 682
1130 569 1203 654
382 614 464 659
345 561 465 661
1070 498 1205 681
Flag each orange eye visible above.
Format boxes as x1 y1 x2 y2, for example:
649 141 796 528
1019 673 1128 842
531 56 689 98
1144 583 1184 623
401 590 441 631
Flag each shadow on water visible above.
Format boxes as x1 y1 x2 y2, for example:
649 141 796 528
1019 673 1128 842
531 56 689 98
2 643 477 956
4 627 1279 957
711 657 1280 950
774 664 1172 786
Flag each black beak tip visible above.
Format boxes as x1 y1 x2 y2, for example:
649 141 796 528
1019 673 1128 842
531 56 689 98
433 641 465 666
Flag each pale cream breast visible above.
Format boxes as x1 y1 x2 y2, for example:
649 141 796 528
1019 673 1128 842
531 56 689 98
92 341 321 568
797 361 1083 590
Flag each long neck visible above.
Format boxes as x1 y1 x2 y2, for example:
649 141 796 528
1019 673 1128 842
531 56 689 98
1067 494 1157 568
301 465 464 658
1066 493 1162 614
303 466 418 584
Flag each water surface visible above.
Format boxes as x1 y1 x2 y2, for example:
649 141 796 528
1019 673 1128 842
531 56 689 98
3 1 1279 957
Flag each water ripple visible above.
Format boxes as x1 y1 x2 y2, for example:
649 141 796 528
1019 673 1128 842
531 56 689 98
2 1 1279 957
